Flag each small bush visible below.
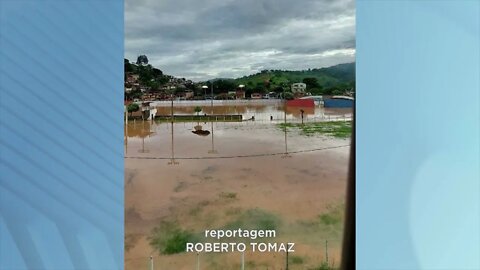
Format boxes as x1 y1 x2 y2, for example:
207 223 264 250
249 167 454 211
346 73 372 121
127 103 139 113
194 106 202 115
149 221 196 254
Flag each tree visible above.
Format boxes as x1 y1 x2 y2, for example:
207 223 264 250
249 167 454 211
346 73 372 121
213 79 236 94
152 68 163 78
125 89 142 101
194 106 202 115
332 89 344 95
136 55 149 65
138 65 153 84
309 88 323 95
127 103 139 117
264 79 271 90
303 77 319 88
124 58 133 73
244 87 254 98
254 82 266 93
273 86 284 93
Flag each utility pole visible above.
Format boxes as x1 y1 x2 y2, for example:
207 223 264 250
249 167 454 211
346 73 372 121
149 256 153 270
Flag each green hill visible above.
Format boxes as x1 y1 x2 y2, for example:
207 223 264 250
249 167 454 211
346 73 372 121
223 62 355 96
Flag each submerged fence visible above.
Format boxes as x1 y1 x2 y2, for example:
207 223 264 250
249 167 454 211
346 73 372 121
149 99 283 107
154 114 243 122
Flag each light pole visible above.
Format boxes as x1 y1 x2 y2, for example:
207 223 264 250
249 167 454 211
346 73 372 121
238 84 245 100
208 120 217 154
282 86 291 158
169 86 176 121
202 85 208 101
168 86 178 165
168 120 179 165
138 121 150 153
202 84 214 115
210 83 214 109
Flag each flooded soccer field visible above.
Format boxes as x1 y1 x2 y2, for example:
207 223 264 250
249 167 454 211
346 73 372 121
125 103 352 270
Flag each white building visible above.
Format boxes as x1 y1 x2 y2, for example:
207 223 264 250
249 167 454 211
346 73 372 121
291 83 306 93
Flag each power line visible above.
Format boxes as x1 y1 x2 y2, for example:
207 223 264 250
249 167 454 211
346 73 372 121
124 145 350 160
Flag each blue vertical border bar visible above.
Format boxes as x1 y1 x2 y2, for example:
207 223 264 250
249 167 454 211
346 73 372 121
0 0 124 269
357 0 479 269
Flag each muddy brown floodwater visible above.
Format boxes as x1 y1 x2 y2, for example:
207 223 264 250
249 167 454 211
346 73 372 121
125 103 351 270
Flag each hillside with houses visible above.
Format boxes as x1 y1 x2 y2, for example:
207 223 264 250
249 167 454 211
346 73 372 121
125 55 355 101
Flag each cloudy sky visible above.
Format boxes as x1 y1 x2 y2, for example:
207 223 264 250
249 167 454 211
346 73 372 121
125 0 355 81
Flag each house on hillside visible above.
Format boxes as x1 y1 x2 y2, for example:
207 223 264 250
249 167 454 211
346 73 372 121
291 83 306 94
126 74 140 84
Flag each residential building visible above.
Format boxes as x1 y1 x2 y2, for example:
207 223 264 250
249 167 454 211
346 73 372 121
291 83 306 93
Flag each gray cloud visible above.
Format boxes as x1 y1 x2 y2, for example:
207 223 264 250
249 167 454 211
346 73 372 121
125 0 355 81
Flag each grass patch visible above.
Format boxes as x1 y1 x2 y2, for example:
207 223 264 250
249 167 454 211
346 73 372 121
318 204 344 227
219 192 237 200
290 255 305 265
278 121 351 138
310 261 338 270
173 181 187 192
149 221 197 255
223 208 280 232
293 202 345 244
